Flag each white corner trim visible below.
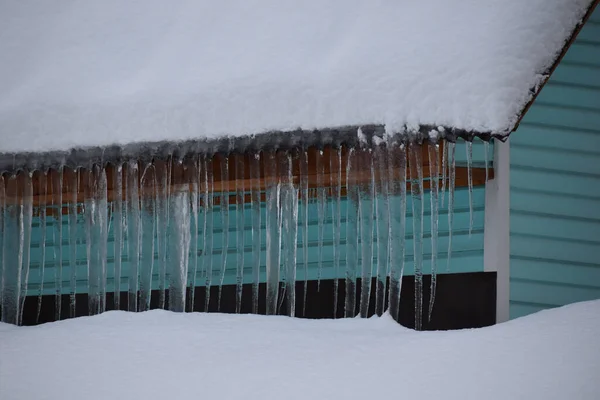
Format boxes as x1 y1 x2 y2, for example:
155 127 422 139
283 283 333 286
483 139 510 323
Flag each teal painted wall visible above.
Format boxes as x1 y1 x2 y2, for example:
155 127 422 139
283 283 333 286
509 10 600 319
24 141 490 297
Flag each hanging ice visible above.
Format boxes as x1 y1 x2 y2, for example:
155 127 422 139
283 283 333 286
345 148 359 318
387 142 407 322
218 155 229 311
428 143 440 321
235 156 245 314
409 143 425 330
168 183 191 312
139 164 156 312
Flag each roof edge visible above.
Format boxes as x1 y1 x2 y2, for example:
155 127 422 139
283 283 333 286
509 0 600 135
0 124 497 174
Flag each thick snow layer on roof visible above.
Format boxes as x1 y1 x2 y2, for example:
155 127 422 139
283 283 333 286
1 301 599 399
0 1 593 154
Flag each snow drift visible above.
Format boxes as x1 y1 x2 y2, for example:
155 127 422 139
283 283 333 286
1 300 599 399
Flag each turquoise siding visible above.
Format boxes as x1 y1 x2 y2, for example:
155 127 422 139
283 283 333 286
509 12 600 319
24 141 490 296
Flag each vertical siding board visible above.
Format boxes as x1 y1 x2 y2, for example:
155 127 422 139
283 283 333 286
510 9 600 318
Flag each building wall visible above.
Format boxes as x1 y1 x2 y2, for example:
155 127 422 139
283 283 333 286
509 11 600 319
24 141 490 297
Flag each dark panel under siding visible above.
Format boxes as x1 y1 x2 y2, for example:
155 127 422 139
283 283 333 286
17 272 496 330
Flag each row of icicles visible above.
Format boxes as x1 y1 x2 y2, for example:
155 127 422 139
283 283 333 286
0 139 488 329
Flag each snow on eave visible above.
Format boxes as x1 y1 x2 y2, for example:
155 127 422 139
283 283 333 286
507 0 600 137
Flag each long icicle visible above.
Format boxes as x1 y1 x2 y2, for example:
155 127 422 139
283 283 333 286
139 164 156 312
97 168 108 313
428 143 440 322
374 144 390 317
0 175 4 322
0 175 4 321
126 161 141 312
250 152 261 314
299 150 309 316
204 156 214 312
387 142 407 322
52 168 63 320
282 152 298 317
36 172 47 324
409 142 424 330
345 147 359 318
359 149 375 318
113 164 123 310
187 158 200 312
235 155 245 313
218 155 229 312
316 149 326 292
168 171 191 313
18 172 33 326
68 169 79 317
331 147 342 318
447 142 456 272
1 175 20 324
466 141 473 236
264 151 280 315
156 161 169 310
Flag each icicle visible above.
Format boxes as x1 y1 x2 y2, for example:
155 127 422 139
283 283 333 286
409 143 424 330
0 175 4 322
67 169 79 317
387 143 407 322
484 140 490 183
249 152 261 314
331 147 342 318
52 168 63 320
0 175 4 321
1 175 20 324
345 148 359 318
168 185 191 312
36 171 47 324
155 159 170 309
358 149 375 318
316 149 326 292
97 168 108 313
218 155 229 312
16 172 32 325
204 157 214 312
281 153 298 317
126 161 141 312
441 143 447 207
235 156 245 313
466 141 473 236
428 143 440 322
447 142 456 272
299 150 309 316
264 152 280 315
374 145 390 317
113 164 123 310
187 159 200 312
139 165 156 312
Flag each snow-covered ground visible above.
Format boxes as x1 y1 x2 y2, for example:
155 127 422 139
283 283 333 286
0 0 592 153
0 300 598 400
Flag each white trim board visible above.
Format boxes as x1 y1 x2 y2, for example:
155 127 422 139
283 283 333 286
483 139 511 323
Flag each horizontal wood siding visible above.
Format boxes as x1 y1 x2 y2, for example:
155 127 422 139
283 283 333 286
510 13 600 319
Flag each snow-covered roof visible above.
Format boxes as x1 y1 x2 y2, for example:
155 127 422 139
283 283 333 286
1 300 599 399
0 0 594 155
